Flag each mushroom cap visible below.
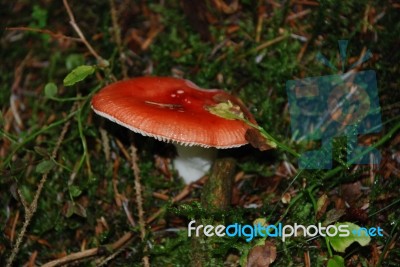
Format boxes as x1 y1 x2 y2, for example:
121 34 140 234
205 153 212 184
91 77 254 148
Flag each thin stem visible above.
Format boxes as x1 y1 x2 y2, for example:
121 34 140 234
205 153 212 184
109 0 128 79
6 105 74 267
63 0 106 66
130 144 150 267
245 120 300 157
6 26 83 42
323 121 400 180
2 109 77 168
41 232 134 267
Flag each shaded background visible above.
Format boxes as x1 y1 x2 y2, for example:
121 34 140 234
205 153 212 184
1 0 399 266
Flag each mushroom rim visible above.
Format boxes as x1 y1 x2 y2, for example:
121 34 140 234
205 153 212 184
92 107 248 149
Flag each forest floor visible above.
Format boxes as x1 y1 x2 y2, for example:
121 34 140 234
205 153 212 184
1 1 400 266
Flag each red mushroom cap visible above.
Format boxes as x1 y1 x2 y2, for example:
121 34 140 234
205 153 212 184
91 77 254 148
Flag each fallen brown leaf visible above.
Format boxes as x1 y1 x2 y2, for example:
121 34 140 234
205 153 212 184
340 181 362 205
245 128 274 151
247 241 277 267
316 193 329 220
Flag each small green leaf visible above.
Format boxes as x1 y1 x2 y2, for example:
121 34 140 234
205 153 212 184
65 54 84 71
20 185 33 203
30 5 48 29
69 185 82 198
36 160 55 174
206 101 245 121
327 255 345 267
63 65 95 86
63 201 87 218
327 222 371 253
44 82 57 98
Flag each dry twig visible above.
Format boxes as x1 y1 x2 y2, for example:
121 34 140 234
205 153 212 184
63 0 106 66
130 144 150 267
99 128 111 162
96 237 132 267
9 51 32 130
42 232 134 267
5 27 83 42
109 0 128 79
9 210 19 243
146 184 192 224
6 104 75 267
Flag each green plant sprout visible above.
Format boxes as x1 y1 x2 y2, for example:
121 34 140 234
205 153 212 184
207 100 299 157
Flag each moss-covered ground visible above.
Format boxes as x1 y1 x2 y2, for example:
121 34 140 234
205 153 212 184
1 1 399 266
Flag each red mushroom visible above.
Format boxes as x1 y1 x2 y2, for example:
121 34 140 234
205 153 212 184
91 77 255 183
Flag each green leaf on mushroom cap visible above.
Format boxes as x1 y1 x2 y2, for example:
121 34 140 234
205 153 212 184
206 100 245 121
207 100 279 150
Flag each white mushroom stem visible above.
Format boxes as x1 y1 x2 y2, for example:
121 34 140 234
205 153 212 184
173 144 217 184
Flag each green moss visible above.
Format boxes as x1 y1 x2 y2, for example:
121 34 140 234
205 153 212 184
1 0 399 266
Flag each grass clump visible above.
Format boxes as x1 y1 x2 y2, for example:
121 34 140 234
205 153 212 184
1 0 399 266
